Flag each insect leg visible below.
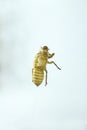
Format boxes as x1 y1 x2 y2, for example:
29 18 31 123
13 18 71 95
48 61 61 70
48 53 55 58
32 68 33 82
45 69 48 86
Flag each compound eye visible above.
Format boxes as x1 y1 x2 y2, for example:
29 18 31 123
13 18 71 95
43 46 49 50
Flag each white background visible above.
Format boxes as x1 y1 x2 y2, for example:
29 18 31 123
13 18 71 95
0 0 87 130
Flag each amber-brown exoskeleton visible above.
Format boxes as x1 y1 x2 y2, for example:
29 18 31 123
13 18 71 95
32 46 61 86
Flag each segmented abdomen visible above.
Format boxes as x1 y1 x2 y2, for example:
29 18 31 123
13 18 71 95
32 68 44 86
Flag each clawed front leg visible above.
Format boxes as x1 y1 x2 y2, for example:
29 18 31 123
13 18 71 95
48 53 55 58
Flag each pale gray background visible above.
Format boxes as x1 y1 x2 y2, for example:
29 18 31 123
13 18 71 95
0 0 87 130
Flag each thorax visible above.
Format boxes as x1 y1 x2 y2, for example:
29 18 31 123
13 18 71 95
33 52 48 70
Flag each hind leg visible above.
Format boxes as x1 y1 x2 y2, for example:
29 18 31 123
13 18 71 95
32 68 33 82
45 68 48 86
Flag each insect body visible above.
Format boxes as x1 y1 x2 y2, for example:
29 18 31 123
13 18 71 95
32 46 61 86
